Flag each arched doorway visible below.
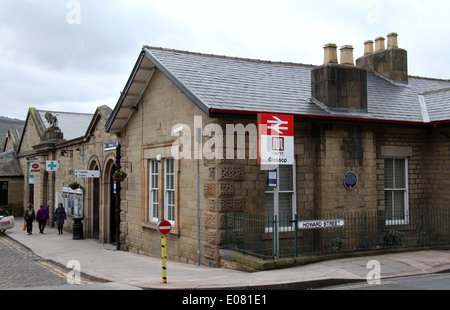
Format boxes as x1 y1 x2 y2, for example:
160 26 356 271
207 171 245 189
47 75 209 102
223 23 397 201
88 160 101 240
92 164 100 240
102 158 117 244
110 164 117 244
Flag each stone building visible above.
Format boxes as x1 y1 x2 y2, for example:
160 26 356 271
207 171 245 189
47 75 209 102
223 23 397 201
0 127 24 215
14 106 122 243
104 33 450 266
4 32 450 268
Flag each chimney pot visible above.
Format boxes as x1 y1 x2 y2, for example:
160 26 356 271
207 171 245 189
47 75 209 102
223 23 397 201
340 45 354 66
364 40 374 55
323 43 338 65
387 32 398 48
375 36 385 52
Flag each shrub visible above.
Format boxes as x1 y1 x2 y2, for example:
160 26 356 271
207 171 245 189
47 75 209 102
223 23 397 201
380 229 405 248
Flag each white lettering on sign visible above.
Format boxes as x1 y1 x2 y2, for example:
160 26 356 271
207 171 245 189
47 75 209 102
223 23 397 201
298 219 345 230
75 170 100 178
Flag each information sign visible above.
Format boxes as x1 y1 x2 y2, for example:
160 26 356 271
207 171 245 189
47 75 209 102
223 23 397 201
258 113 294 165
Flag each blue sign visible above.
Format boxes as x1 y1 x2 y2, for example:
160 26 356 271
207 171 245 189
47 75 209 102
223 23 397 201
344 172 358 190
267 169 277 187
104 141 119 151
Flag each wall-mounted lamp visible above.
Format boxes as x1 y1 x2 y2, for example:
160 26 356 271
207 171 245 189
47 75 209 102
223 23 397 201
156 154 162 162
59 150 74 157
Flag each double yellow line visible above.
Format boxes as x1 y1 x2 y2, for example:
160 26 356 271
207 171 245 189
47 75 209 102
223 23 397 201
0 235 93 286
38 261 93 285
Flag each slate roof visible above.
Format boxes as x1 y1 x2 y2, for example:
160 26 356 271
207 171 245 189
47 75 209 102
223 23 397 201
0 150 23 177
107 47 450 132
37 110 93 141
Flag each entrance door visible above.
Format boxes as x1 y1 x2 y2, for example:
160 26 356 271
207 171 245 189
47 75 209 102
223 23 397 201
93 176 100 239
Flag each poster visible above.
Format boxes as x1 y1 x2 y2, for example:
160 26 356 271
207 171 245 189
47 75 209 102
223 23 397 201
62 187 84 218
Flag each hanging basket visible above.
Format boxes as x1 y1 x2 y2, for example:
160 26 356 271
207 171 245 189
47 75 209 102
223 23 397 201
113 170 127 183
68 182 80 190
113 176 126 183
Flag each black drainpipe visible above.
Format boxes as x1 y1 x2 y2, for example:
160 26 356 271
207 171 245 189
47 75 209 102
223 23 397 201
115 143 121 251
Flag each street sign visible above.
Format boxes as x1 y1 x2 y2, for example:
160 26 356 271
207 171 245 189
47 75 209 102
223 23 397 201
75 170 100 178
104 141 119 151
298 219 345 230
258 113 294 165
30 162 41 172
46 160 59 172
157 220 172 235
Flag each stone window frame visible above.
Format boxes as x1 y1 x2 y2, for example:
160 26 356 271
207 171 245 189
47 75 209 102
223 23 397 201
164 158 175 225
384 157 409 225
380 145 412 226
148 159 159 224
141 142 180 235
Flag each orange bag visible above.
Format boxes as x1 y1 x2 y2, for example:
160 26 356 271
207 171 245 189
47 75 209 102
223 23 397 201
22 222 26 231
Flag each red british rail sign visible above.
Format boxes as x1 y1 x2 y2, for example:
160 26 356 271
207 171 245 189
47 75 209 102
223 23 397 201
258 113 294 165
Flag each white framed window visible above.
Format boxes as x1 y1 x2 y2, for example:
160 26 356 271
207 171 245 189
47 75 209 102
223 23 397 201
265 165 296 230
164 158 175 224
148 160 159 223
384 158 409 225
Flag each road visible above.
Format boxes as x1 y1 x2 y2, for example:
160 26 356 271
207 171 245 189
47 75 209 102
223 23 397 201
0 232 96 289
0 232 139 290
322 272 450 290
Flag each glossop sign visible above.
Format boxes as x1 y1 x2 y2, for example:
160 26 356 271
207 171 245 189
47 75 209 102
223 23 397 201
258 113 294 165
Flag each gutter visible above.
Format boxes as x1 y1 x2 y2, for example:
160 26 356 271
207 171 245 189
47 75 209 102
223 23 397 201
209 108 445 127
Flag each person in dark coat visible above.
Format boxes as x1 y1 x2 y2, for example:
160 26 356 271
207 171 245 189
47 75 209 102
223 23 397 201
54 203 66 235
36 205 49 234
24 203 36 235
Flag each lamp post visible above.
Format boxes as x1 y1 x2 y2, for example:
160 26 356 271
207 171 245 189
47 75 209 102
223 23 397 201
115 143 121 251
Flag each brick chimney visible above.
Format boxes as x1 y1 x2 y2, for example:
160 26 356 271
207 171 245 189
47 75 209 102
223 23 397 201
356 32 408 82
311 44 367 111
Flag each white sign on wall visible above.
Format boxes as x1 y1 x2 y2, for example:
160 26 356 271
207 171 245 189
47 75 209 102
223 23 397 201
75 170 100 178
298 219 345 230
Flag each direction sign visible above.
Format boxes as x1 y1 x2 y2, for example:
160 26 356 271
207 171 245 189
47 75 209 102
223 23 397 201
157 220 172 235
258 113 294 165
75 170 100 178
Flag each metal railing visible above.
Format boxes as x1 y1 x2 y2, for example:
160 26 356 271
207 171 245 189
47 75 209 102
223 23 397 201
224 209 450 259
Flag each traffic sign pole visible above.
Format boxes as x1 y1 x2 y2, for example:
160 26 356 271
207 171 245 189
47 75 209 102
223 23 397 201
157 220 171 284
161 234 167 284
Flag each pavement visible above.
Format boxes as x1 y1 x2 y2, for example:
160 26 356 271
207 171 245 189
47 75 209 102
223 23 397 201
3 217 450 290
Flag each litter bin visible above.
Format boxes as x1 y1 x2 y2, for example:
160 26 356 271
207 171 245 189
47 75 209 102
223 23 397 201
72 217 84 240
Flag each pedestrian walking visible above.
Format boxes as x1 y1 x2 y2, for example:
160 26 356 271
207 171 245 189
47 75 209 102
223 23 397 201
24 203 36 235
36 205 49 234
54 203 66 235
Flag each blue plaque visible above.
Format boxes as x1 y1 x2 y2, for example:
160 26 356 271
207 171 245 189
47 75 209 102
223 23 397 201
344 171 358 190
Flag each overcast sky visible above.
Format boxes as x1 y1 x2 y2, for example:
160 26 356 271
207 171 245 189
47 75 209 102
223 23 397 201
1 0 449 120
